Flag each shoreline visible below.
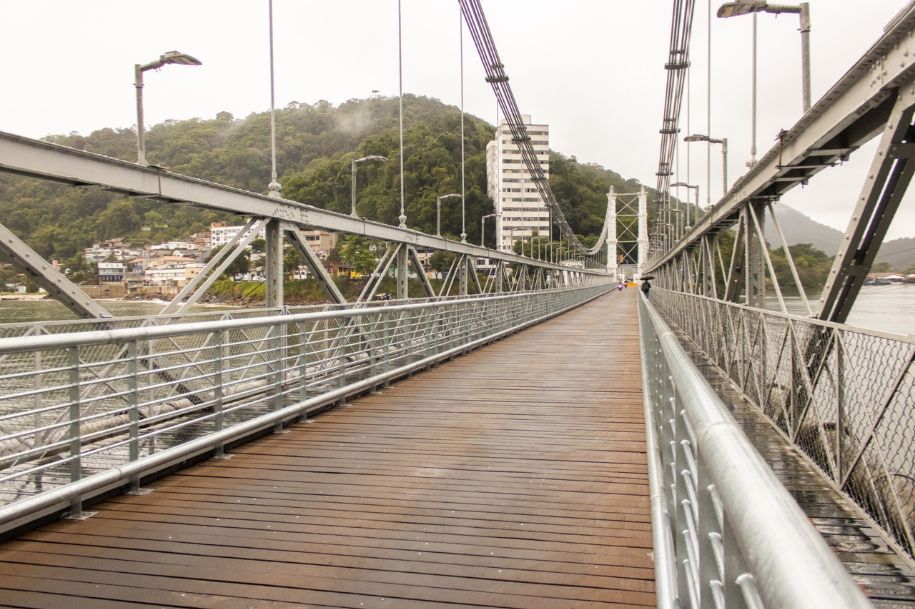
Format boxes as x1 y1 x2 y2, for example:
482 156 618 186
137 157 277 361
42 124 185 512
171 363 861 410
0 294 50 301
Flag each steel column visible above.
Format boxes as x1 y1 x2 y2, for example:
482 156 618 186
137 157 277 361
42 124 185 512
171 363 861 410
396 243 409 300
263 219 284 308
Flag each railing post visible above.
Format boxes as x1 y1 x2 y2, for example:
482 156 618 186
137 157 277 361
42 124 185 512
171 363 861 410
66 347 91 520
126 340 149 494
214 329 227 458
272 319 287 433
297 321 310 416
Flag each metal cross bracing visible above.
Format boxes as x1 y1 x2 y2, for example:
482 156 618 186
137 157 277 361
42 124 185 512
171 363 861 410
639 2 915 604
0 129 612 321
605 187 650 281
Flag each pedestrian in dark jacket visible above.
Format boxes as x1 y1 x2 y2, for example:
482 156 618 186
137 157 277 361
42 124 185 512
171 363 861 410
641 280 651 298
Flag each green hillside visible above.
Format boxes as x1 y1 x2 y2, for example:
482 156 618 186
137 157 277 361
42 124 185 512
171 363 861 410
0 95 651 264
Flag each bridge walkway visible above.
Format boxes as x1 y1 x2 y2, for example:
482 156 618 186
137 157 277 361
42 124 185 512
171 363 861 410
0 291 655 609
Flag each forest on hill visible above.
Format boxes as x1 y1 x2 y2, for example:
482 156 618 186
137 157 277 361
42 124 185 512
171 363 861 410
0 95 650 270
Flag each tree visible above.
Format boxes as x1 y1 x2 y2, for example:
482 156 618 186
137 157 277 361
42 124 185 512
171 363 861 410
205 245 250 278
283 244 304 273
0 94 658 267
429 250 456 278
872 262 892 273
339 236 377 275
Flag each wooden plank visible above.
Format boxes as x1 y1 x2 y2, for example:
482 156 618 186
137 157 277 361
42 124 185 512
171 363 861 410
0 291 655 608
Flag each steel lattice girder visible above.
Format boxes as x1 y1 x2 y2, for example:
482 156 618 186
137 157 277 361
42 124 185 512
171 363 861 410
0 131 605 277
647 4 915 273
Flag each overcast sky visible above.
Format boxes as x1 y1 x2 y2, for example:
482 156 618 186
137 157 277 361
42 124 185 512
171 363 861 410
1 0 911 239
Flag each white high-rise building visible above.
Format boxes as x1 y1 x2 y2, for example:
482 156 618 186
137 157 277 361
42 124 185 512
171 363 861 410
486 115 551 253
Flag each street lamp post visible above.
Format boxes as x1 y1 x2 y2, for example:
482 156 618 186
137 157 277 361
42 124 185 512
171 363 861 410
718 2 812 115
684 134 727 203
134 51 202 165
671 182 700 234
436 193 462 237
481 213 496 247
350 155 388 217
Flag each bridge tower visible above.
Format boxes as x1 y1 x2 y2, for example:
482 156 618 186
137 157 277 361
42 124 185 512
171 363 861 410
605 187 617 279
637 185 649 279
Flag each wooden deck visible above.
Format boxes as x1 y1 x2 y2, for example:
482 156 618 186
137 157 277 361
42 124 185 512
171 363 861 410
0 291 655 609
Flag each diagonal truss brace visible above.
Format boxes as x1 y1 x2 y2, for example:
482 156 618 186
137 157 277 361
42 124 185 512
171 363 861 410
407 247 435 299
286 226 346 304
0 220 111 319
160 217 264 316
818 84 915 322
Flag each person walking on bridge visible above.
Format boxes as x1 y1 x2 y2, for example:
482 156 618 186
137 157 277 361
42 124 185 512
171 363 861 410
641 279 651 298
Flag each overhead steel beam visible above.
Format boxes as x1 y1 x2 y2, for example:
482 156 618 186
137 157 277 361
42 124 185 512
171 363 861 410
646 5 915 273
0 131 605 277
0 221 111 319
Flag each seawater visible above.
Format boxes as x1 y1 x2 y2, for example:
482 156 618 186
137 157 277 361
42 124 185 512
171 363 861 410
0 299 233 324
768 284 915 337
0 285 911 336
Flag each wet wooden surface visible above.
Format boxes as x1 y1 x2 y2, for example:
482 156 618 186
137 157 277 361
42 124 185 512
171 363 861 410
0 290 655 609
685 344 915 608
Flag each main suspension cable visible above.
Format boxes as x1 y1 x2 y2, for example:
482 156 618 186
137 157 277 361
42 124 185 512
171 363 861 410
458 0 612 260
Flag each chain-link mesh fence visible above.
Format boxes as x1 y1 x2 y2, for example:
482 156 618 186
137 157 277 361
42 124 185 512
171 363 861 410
652 288 915 558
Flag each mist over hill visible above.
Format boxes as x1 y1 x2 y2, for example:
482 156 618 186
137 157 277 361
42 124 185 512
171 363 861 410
0 95 651 266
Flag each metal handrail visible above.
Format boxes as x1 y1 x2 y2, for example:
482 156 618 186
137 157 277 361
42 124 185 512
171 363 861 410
638 293 871 609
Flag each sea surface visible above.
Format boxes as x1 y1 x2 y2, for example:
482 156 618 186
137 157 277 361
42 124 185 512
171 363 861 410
0 285 911 336
0 299 234 325
767 284 915 337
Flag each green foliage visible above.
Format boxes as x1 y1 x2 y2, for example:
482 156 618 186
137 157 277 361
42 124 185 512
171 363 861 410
871 262 892 273
1 94 653 264
338 236 378 275
770 243 834 292
205 245 250 278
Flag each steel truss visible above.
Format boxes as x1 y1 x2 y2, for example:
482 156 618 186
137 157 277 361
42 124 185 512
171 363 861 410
648 4 915 321
0 130 604 317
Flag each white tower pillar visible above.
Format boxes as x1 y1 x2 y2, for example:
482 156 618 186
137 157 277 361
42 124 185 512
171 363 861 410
605 187 618 279
637 185 649 279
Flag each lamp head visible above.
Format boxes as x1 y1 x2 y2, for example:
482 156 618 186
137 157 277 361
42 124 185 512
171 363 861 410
717 1 768 18
160 51 202 66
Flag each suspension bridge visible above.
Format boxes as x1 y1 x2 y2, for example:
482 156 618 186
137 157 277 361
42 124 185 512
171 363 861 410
0 1 912 608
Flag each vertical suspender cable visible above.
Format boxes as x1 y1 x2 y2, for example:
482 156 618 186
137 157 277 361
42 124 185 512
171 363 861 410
267 0 280 198
460 7 467 242
397 0 406 228
707 0 712 207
